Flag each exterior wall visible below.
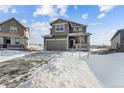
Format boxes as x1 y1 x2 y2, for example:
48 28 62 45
21 37 29 49
0 37 3 44
87 35 90 45
51 20 69 36
10 37 16 45
120 31 124 51
111 33 120 49
0 19 24 36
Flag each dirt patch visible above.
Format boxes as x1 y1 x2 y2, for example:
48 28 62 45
0 53 50 88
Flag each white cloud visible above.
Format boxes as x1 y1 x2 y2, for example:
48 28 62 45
0 5 11 13
97 5 115 19
0 5 17 14
33 5 68 20
74 6 78 10
31 21 51 31
33 6 57 19
91 29 118 45
90 22 102 26
99 5 115 13
21 19 28 26
57 5 68 17
22 19 27 24
109 29 117 38
30 21 51 44
11 8 17 14
81 13 88 20
97 13 105 19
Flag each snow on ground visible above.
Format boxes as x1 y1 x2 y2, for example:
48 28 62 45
17 51 102 88
0 50 36 62
87 53 124 88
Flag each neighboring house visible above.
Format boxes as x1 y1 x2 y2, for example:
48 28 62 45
111 29 124 51
0 18 29 49
43 19 91 51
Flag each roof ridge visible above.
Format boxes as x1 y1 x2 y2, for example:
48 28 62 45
51 18 87 27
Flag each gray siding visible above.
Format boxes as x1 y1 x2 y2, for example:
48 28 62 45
0 18 29 49
0 19 24 36
111 33 120 49
51 23 69 36
120 31 124 50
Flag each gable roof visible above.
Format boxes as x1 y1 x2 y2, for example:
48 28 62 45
50 18 87 27
0 17 26 30
111 29 124 41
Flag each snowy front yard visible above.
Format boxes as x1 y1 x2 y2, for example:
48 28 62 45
87 53 124 88
17 51 102 88
0 51 102 88
1 50 124 88
0 50 34 62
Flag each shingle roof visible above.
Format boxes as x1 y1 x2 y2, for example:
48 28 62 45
50 18 87 27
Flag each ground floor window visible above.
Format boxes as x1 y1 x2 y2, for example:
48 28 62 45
15 37 20 44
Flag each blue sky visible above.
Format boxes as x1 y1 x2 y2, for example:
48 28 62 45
0 5 124 45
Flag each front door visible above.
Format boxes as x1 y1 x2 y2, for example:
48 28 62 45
69 39 75 48
3 37 11 48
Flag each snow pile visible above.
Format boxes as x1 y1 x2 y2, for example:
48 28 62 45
0 84 6 88
0 50 35 63
17 51 102 88
87 53 124 87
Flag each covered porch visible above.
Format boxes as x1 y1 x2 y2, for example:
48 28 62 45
0 36 24 49
67 32 91 50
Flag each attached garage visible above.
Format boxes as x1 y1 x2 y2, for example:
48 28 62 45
44 38 67 51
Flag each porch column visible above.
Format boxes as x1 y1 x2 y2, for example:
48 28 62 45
87 35 90 45
87 35 90 50
0 37 4 45
66 36 69 50
79 37 82 48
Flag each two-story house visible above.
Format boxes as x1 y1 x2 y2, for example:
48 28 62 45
0 18 29 49
43 19 91 51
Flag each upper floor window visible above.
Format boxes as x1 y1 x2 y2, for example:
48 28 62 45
73 28 78 32
78 27 82 31
73 27 82 32
0 25 2 31
10 26 17 32
55 24 65 32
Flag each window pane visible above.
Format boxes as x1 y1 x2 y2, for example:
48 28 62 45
10 26 17 32
15 37 20 44
56 24 64 31
73 28 77 31
78 27 82 31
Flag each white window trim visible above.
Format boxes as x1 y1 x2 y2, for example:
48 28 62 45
55 23 65 32
72 27 83 32
15 37 20 44
10 26 17 33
